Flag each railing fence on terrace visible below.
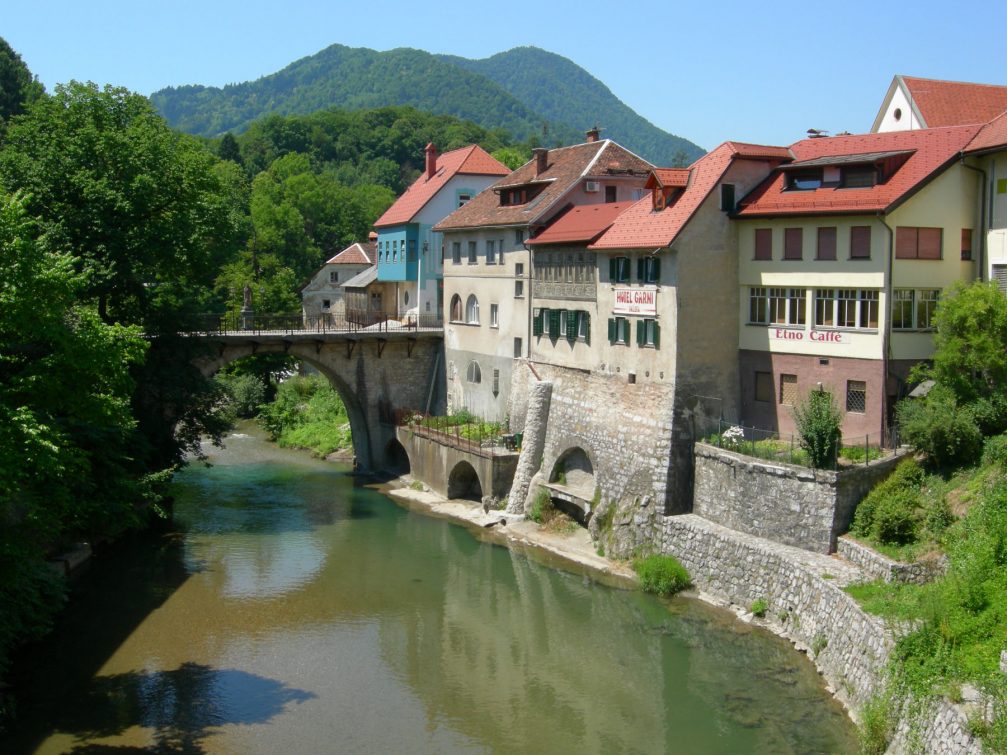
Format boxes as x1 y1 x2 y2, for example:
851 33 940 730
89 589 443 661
184 311 443 336
395 409 518 458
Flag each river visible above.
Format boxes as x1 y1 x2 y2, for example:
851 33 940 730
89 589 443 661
4 424 856 753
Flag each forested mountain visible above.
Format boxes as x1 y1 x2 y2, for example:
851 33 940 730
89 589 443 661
439 47 703 166
150 44 704 166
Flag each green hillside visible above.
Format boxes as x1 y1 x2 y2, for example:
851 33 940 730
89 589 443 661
150 44 703 166
440 47 704 165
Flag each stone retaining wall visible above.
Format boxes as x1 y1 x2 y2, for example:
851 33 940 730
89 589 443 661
692 443 906 553
837 536 948 585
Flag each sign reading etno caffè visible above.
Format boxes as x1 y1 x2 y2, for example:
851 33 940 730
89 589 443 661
612 287 657 316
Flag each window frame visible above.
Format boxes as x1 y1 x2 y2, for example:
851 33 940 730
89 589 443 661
850 226 872 259
754 371 773 403
784 228 803 260
490 303 499 328
465 294 479 324
467 241 478 264
486 239 496 264
816 227 837 261
754 228 772 261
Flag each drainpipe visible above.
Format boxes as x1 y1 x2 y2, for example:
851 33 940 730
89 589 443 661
960 156 988 282
878 214 895 446
524 233 532 359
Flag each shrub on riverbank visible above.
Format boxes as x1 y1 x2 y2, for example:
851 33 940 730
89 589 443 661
258 375 352 457
633 555 691 597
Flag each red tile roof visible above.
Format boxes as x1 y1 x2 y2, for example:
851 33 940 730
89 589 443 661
434 140 653 231
527 202 635 246
374 145 509 228
966 109 1007 154
735 126 981 218
648 168 691 188
902 76 1007 128
326 241 374 265
590 141 785 250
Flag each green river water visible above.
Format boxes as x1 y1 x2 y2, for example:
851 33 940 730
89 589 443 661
4 424 857 753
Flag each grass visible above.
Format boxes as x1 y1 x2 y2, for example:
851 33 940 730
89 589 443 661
528 488 554 524
750 598 768 618
632 554 691 597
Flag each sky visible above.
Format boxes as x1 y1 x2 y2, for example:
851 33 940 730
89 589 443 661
4 0 1007 151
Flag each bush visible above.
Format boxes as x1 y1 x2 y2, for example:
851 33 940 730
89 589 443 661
528 488 554 524
852 459 926 540
982 433 1007 468
871 491 919 545
750 598 768 617
633 554 691 596
217 373 267 419
858 692 894 755
792 389 842 468
897 385 982 468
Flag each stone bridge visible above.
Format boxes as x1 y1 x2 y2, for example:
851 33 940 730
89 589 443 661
190 328 444 470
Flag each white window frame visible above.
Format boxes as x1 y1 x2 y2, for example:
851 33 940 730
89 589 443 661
490 303 499 328
465 295 479 324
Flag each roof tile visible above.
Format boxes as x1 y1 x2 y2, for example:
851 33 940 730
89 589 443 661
903 76 1007 128
527 202 635 245
326 241 375 265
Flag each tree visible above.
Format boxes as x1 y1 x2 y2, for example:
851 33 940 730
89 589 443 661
217 131 242 165
793 389 843 468
0 37 43 126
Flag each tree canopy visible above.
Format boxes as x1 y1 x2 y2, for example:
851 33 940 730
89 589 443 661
0 37 43 126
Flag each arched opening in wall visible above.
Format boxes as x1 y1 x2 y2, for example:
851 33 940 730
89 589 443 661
547 447 596 526
465 294 480 324
384 438 410 475
447 460 483 502
450 294 463 322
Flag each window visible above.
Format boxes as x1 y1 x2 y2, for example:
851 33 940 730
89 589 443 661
407 239 417 262
490 303 498 328
610 256 631 283
452 242 461 264
440 244 445 264
533 308 544 336
577 312 590 342
843 167 876 188
466 361 481 383
486 239 496 264
754 372 773 402
754 228 772 260
515 262 524 276
558 309 568 337
815 288 880 330
817 227 837 260
514 279 524 298
780 374 798 406
784 228 803 260
465 295 479 324
498 238 505 264
788 288 807 325
492 369 500 397
850 226 871 259
514 337 523 358
896 226 943 259
608 317 630 344
749 287 768 324
449 294 463 322
515 228 525 245
639 257 661 284
467 241 477 263
605 185 617 203
892 290 940 330
788 171 822 190
637 318 660 347
720 183 736 212
846 380 867 413
891 289 914 330
329 271 339 283
322 299 331 310
546 308 561 339
916 289 939 330
961 229 973 261
393 240 398 262
458 193 471 208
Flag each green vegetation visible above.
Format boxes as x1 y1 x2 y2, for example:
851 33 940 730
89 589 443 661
632 555 691 597
151 44 704 166
216 372 268 420
793 389 843 469
528 488 555 524
0 37 43 127
857 691 895 755
750 598 768 618
811 634 828 656
258 375 351 458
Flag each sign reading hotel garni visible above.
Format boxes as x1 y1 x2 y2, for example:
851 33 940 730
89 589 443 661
613 287 657 316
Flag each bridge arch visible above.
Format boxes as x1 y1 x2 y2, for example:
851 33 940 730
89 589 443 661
447 460 484 502
384 438 410 475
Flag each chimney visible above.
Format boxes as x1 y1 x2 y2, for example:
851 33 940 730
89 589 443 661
585 126 601 143
533 147 548 176
425 143 438 178
368 231 378 241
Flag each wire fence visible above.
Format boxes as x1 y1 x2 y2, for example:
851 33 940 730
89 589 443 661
705 419 901 470
185 311 444 336
394 409 519 458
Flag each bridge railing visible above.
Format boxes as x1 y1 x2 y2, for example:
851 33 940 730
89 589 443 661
395 409 519 459
185 311 443 336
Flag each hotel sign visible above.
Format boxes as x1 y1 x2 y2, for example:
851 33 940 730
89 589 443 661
613 287 657 316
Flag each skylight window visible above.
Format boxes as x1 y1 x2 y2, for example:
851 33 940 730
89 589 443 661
788 171 822 191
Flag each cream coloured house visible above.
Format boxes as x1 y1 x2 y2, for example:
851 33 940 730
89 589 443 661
300 238 375 323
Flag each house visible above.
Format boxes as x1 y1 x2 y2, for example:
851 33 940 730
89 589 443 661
961 109 1007 291
872 75 1007 133
301 235 376 323
373 143 509 322
433 130 653 421
733 125 985 441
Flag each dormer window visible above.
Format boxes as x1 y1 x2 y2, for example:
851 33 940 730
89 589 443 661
788 171 823 191
653 187 666 211
842 166 877 188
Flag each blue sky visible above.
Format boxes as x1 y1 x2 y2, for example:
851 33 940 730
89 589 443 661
5 0 1006 151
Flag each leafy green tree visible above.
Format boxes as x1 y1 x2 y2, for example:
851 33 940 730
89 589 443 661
793 389 843 468
0 37 43 126
491 145 530 170
217 131 242 165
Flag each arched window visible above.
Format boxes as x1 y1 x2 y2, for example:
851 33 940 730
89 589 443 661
450 294 463 322
466 361 482 383
466 294 479 324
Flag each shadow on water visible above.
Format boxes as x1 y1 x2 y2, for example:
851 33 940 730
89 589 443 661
56 662 315 754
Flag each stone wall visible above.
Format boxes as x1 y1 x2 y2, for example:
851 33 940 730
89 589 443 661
837 536 947 585
692 443 906 553
396 427 518 503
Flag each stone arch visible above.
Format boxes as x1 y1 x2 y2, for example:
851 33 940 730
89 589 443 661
447 460 483 501
384 438 410 475
550 446 596 497
195 346 371 469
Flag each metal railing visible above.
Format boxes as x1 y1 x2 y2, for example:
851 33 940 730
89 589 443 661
184 311 444 336
705 419 900 470
395 409 518 458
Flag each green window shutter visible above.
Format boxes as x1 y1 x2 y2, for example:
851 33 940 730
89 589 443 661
637 258 644 282
533 309 543 336
608 317 616 342
609 258 616 281
636 319 644 346
549 309 560 338
566 310 577 342
621 318 630 343
653 258 661 282
653 320 661 348
584 313 591 344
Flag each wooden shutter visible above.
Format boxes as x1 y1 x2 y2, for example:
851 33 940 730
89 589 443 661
637 258 645 282
895 227 918 259
583 313 591 344
961 229 973 261
566 310 578 343
850 226 871 259
636 319 645 346
621 318 630 343
548 309 560 338
653 320 661 348
609 258 617 281
918 228 942 259
754 228 772 260
608 318 616 342
784 228 803 260
653 258 661 282
816 227 837 260
533 309 543 336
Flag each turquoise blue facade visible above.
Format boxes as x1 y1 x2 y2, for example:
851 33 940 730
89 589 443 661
376 224 420 282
